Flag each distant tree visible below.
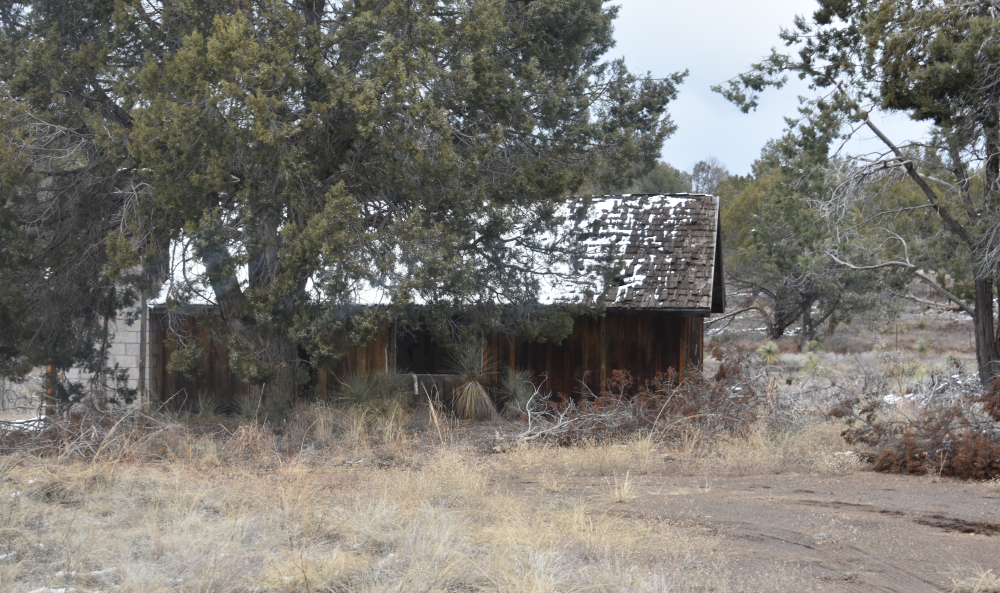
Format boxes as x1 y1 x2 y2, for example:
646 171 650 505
689 156 729 195
591 158 730 196
722 141 886 344
715 0 1000 385
626 162 691 194
0 0 684 400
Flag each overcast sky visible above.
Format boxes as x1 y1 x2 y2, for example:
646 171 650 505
611 0 930 176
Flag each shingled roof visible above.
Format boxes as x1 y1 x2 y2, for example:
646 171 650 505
542 194 725 315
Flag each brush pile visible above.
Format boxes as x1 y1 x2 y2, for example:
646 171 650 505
497 347 782 449
831 359 1000 479
0 391 164 457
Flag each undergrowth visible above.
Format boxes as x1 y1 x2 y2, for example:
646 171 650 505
830 358 1000 480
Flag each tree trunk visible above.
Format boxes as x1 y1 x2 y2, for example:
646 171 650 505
976 133 1000 387
97 286 115 390
800 306 815 352
973 278 999 387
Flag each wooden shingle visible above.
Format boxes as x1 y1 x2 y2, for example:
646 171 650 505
576 193 723 314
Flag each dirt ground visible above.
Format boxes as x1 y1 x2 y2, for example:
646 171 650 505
503 465 1000 592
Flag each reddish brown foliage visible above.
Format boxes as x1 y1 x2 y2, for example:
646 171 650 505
832 365 1000 480
538 346 779 443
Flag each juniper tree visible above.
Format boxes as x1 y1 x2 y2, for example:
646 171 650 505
0 0 683 400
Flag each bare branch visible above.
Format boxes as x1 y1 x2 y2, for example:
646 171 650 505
864 116 974 247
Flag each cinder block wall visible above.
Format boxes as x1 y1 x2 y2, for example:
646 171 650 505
64 306 152 398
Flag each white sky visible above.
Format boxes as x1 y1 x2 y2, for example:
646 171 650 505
611 0 931 176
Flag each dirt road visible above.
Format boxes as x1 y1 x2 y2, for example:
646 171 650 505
514 470 999 592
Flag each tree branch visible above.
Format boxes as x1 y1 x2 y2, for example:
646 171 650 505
912 271 973 316
826 251 973 315
705 306 766 327
865 116 973 246
826 252 913 270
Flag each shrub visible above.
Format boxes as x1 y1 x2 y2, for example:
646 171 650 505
236 388 263 420
447 340 497 421
336 371 413 413
756 341 780 365
499 368 537 418
516 346 782 445
914 340 930 354
454 380 496 421
830 361 1000 480
195 389 220 421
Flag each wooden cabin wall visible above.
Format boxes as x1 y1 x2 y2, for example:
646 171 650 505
315 330 392 398
150 310 250 410
511 315 704 398
152 313 705 405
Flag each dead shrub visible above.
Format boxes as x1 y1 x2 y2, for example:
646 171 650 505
0 393 164 460
510 346 783 446
831 360 1000 480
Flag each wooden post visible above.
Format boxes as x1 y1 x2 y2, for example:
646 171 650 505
44 364 56 418
138 292 147 409
599 316 607 391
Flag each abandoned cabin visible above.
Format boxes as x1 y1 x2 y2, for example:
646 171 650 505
147 194 725 408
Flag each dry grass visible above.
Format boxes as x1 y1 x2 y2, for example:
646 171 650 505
0 414 742 593
0 396 873 593
606 472 636 503
706 420 864 477
951 568 1000 593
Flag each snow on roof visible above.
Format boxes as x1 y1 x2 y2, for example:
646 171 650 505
540 193 721 312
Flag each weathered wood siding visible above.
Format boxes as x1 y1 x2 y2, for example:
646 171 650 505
316 330 392 399
497 314 703 398
152 312 703 405
150 309 250 411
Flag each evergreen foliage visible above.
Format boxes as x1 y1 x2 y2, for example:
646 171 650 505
0 0 684 395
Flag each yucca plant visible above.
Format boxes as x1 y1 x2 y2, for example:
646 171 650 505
447 339 497 421
336 371 412 414
454 380 496 421
499 367 537 418
236 388 263 421
195 389 220 420
757 341 780 365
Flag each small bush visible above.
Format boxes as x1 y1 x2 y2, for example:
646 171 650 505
236 389 263 420
757 341 780 365
499 367 537 418
914 340 930 354
447 339 497 420
804 339 821 353
801 353 828 378
454 380 496 421
195 389 220 420
830 361 1000 480
337 371 413 413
